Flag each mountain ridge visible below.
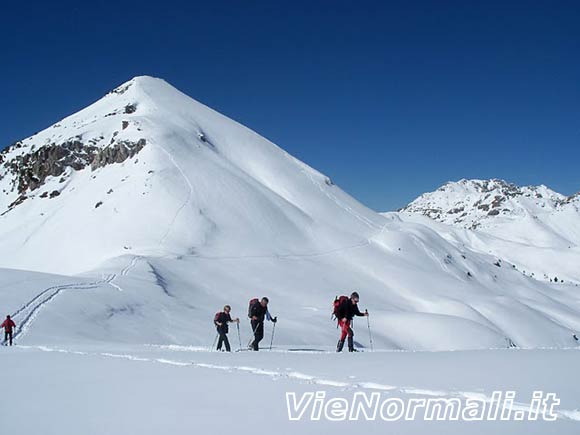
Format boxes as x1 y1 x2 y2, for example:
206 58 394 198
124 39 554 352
0 75 382 274
400 178 579 231
396 177 580 287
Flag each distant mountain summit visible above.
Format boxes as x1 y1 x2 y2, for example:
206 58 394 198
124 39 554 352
401 178 579 231
399 179 580 285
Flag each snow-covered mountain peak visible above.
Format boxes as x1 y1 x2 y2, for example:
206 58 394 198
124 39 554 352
0 76 382 274
0 75 262 209
401 178 570 230
1 75 205 163
447 178 558 195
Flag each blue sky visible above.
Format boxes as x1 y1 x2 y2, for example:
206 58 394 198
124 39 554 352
1 0 579 210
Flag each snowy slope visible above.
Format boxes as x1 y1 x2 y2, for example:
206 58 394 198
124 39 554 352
398 179 580 285
1 78 580 352
0 76 381 275
401 178 580 246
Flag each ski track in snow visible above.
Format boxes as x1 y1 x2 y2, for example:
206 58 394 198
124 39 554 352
108 281 124 292
4 256 143 345
108 255 142 292
187 220 390 261
19 344 580 422
154 140 195 247
189 239 372 261
121 256 140 276
301 166 380 231
4 275 116 344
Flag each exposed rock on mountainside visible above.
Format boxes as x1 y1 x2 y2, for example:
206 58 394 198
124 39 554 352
0 137 146 211
401 178 574 230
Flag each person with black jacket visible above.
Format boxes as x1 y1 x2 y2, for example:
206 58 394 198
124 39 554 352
336 291 368 352
214 305 239 352
249 297 277 351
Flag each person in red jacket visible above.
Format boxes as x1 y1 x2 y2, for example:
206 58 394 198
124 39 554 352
1 315 16 346
336 292 368 352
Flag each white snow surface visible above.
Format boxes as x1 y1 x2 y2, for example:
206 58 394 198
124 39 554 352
1 76 579 352
2 344 580 434
401 179 578 237
398 178 580 285
1 76 580 434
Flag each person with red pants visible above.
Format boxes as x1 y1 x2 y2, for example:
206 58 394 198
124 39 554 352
1 315 16 346
336 292 368 352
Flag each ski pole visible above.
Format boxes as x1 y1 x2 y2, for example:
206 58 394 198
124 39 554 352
269 321 276 351
237 322 242 351
366 310 374 352
210 332 218 352
248 320 259 348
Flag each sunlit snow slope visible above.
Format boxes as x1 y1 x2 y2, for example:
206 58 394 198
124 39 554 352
1 77 579 351
399 179 580 284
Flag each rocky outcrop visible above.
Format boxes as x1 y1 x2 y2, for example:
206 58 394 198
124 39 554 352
109 81 133 95
90 139 146 170
5 139 96 193
1 137 147 197
401 178 573 230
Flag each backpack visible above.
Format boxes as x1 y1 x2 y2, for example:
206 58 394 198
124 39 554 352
332 295 349 320
248 298 260 318
213 312 221 325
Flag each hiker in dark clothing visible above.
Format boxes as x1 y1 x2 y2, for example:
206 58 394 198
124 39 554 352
336 292 368 352
249 297 277 351
1 315 16 346
214 305 239 352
